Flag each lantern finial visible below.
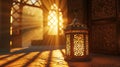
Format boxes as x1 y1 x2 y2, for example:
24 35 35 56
65 8 88 30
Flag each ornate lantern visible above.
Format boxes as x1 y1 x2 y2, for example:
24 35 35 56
65 17 89 61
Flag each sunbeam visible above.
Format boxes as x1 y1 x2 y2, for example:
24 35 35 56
10 0 67 49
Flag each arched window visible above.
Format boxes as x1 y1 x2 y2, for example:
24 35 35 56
48 4 63 35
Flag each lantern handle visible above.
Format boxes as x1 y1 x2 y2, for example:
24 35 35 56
72 8 79 18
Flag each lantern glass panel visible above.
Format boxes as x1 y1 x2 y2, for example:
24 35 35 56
66 34 71 56
73 34 84 56
86 35 89 55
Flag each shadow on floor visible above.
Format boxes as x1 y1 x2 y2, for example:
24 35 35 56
0 46 120 67
0 46 69 67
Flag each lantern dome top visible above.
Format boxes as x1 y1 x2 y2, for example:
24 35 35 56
65 18 87 30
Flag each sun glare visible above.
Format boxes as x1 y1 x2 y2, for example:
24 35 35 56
31 0 36 4
10 41 12 46
48 4 63 35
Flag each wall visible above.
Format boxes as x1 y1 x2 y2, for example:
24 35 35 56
0 0 1 35
118 0 120 53
67 0 87 24
0 1 1 39
89 0 120 55
0 0 11 52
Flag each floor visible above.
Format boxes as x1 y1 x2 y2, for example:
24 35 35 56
0 46 120 67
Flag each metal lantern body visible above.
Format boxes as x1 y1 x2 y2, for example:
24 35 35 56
65 18 89 61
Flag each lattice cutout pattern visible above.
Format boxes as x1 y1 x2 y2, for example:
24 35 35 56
66 35 71 56
23 0 42 6
73 34 84 56
48 4 63 35
13 0 21 2
11 0 42 35
11 2 21 35
85 35 89 55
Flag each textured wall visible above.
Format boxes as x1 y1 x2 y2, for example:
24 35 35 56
91 0 116 20
118 0 120 53
90 0 120 54
0 0 11 52
91 21 118 54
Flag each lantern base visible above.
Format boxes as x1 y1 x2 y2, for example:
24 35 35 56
65 56 91 62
